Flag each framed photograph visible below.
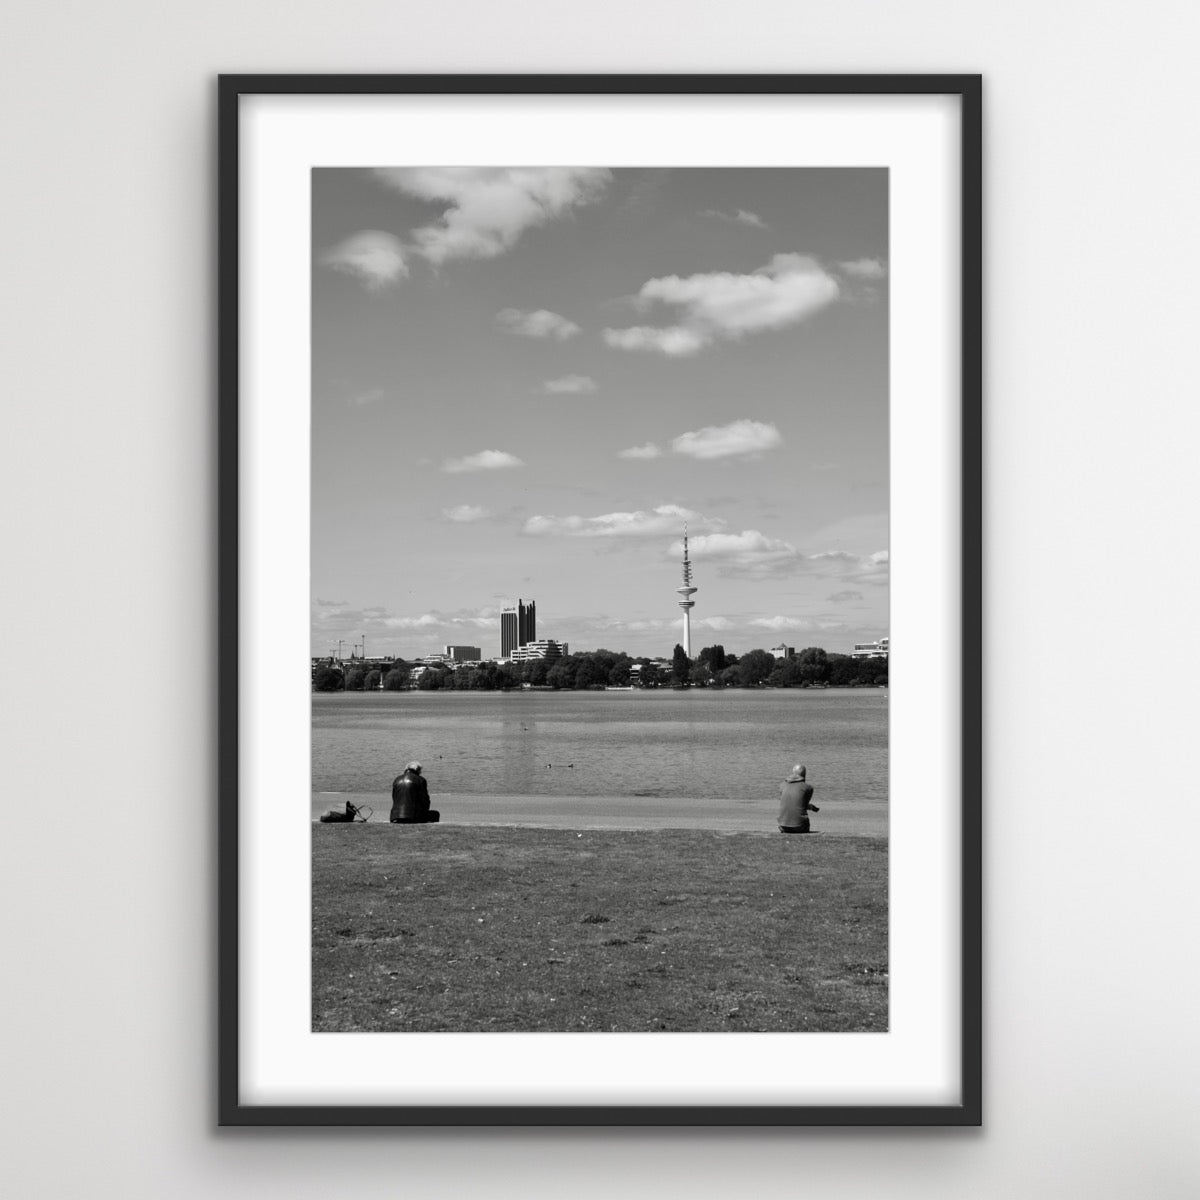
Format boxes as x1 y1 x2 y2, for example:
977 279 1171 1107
219 74 981 1125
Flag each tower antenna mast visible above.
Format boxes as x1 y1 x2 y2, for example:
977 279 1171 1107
675 523 698 658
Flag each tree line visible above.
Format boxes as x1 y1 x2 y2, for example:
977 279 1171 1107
312 643 887 692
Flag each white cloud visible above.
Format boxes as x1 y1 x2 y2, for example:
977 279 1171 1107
602 325 708 357
642 254 838 334
524 504 721 539
441 612 502 629
497 308 581 340
583 611 851 642
312 605 502 652
673 530 801 576
543 374 597 394
442 450 524 474
312 602 388 625
734 209 768 229
703 208 769 230
827 590 864 603
672 419 783 460
374 167 611 264
383 608 500 630
604 253 840 355
589 616 674 634
587 613 731 637
809 549 890 584
859 550 890 582
750 616 846 632
838 257 887 279
617 442 663 460
383 613 443 629
442 505 491 522
320 231 408 289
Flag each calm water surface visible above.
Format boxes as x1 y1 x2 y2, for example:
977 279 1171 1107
313 689 887 806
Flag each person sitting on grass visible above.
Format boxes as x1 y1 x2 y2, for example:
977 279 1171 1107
778 763 819 834
390 761 440 824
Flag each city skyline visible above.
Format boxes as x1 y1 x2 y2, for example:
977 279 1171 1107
312 167 888 659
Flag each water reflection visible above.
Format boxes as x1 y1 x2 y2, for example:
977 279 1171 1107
313 690 888 806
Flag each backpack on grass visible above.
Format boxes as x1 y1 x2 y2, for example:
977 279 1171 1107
319 801 371 823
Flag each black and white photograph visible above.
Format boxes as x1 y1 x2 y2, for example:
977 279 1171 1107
309 165 890 1035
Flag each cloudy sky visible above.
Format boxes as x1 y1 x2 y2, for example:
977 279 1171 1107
311 167 887 660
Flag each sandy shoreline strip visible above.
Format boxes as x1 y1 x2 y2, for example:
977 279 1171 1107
312 791 887 837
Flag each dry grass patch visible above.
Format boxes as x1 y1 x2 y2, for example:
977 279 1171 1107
313 824 886 1033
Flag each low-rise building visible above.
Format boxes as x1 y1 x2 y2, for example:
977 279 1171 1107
444 644 481 662
850 637 889 659
509 639 568 662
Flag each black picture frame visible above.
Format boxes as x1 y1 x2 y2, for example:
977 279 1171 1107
219 73 982 1127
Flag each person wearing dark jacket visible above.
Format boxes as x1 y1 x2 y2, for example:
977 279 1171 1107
390 762 440 824
778 764 819 833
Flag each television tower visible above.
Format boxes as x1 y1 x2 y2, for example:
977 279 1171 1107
676 525 698 658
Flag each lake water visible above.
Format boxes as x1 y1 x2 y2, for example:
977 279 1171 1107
313 689 888 810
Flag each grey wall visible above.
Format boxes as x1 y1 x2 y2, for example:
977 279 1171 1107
3 2 1198 1196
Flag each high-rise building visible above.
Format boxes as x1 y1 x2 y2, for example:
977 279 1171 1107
520 599 536 648
500 598 536 657
444 644 482 662
676 527 697 657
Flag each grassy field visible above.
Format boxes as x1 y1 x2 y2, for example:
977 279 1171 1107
313 824 887 1033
